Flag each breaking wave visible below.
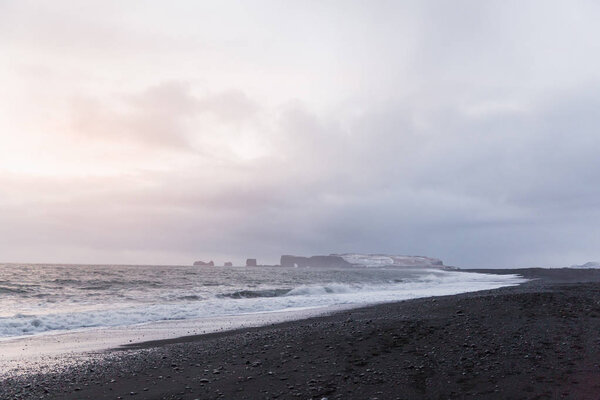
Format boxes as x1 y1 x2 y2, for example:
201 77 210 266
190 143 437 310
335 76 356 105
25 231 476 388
220 289 291 299
0 270 526 339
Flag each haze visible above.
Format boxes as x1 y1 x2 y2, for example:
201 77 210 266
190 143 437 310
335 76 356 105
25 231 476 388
1 1 599 267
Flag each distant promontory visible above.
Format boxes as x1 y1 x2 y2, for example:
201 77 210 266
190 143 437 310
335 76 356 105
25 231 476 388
280 253 445 268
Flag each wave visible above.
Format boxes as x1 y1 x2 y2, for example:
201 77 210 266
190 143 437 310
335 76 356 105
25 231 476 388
81 285 113 291
0 271 527 338
220 289 291 299
177 295 203 301
51 278 162 287
286 283 359 296
221 284 368 299
51 279 81 285
0 285 29 295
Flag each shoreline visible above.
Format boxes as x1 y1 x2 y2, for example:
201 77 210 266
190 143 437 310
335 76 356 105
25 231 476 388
0 268 524 365
2 268 600 399
0 306 351 370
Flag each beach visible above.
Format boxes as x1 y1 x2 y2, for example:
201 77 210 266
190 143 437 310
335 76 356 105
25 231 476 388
4 1 599 398
2 268 599 399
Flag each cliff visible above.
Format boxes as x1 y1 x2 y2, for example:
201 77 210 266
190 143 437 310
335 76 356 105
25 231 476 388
280 255 352 268
335 254 444 267
280 253 444 268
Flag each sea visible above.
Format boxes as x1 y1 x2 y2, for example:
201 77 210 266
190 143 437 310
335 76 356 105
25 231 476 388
0 263 526 341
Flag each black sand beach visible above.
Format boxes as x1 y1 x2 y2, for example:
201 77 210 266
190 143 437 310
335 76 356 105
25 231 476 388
3 268 600 400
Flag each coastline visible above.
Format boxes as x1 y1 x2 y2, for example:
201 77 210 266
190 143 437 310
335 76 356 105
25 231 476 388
2 268 600 399
0 267 524 368
0 306 352 376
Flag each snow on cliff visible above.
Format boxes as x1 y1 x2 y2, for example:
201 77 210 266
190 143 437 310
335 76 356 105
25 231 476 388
570 261 600 269
334 253 444 268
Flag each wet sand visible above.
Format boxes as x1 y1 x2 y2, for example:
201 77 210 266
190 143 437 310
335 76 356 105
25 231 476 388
2 268 600 399
0 306 347 377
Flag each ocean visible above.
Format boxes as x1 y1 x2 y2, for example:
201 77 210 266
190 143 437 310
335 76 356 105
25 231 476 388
0 263 526 341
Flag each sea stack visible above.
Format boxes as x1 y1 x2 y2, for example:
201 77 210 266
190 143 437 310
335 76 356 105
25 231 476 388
246 258 257 267
193 260 215 266
224 262 233 267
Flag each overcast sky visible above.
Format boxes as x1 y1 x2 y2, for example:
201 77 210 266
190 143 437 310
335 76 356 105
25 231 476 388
1 1 599 267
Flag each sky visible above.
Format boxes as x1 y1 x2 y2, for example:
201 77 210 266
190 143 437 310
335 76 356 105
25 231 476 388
1 0 600 268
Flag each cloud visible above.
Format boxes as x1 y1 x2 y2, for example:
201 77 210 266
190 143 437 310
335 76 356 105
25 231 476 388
66 82 261 152
3 83 599 267
2 1 600 267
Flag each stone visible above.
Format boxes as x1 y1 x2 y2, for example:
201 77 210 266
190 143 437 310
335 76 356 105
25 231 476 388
193 260 214 266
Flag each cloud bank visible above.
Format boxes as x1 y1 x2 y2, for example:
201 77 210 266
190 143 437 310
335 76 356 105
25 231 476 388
1 1 600 267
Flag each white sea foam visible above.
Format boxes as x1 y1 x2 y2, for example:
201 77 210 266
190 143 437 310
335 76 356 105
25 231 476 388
0 269 526 339
570 261 600 269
